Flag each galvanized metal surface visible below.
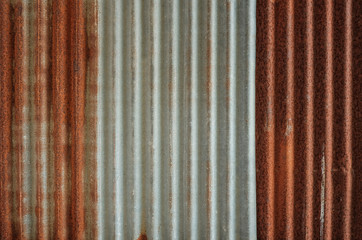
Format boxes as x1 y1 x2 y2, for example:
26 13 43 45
0 0 256 239
256 0 361 239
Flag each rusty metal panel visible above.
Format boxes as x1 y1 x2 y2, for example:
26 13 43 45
256 0 361 239
0 0 256 239
0 1 99 239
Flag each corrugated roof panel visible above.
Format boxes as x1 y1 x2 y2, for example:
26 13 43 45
0 0 256 239
97 0 256 239
256 0 361 239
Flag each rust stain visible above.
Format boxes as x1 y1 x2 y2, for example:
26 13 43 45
256 0 275 239
69 0 86 239
13 1 26 239
137 233 148 240
256 0 361 239
351 1 362 239
52 0 69 238
304 0 314 238
0 1 13 239
84 0 99 238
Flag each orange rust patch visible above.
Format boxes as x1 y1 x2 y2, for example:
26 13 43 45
0 1 12 239
137 233 148 240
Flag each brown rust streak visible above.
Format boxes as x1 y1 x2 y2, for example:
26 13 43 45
69 0 86 239
52 0 68 238
313 1 326 238
351 0 362 238
304 0 314 238
256 0 275 239
324 0 333 239
285 1 295 238
0 1 12 239
343 0 352 238
13 1 26 239
35 0 50 239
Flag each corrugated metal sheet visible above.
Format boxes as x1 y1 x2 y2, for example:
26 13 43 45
256 0 361 239
0 0 256 239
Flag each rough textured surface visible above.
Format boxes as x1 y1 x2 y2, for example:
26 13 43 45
256 0 361 239
0 1 96 239
96 0 256 239
0 0 257 239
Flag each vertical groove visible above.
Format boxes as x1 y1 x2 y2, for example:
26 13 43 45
209 0 218 239
84 0 99 238
305 0 314 238
171 1 181 238
351 1 362 238
190 0 199 239
52 0 68 238
285 1 295 239
152 0 161 238
114 0 124 238
0 1 12 239
324 0 333 239
97 0 115 238
69 0 86 239
343 0 352 238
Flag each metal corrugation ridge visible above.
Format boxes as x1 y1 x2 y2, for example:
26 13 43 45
0 0 257 239
97 0 256 239
256 0 361 239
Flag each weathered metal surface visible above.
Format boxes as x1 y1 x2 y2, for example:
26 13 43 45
256 0 361 239
0 0 256 239
0 1 98 239
98 0 256 239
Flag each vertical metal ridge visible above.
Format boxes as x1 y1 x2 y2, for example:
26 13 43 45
133 0 144 237
152 0 161 238
190 0 199 239
69 1 86 238
113 0 124 238
227 2 237 239
13 1 27 238
96 0 105 238
209 0 218 239
170 1 181 238
285 1 295 239
256 1 275 239
0 1 12 239
343 0 353 238
247 1 257 238
34 0 50 238
51 0 68 238
305 0 314 238
324 0 333 239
